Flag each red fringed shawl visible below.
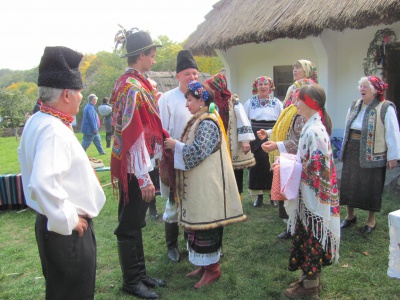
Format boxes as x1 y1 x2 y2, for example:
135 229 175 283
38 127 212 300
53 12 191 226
110 69 169 203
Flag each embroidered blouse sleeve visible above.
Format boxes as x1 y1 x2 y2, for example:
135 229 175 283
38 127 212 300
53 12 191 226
174 120 220 170
234 102 255 142
243 99 252 120
280 115 306 154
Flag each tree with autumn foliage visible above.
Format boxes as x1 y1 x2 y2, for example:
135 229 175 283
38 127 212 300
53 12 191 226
0 34 224 133
0 89 35 139
6 81 38 102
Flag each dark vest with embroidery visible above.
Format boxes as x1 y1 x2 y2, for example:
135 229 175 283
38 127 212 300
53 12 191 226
340 98 395 168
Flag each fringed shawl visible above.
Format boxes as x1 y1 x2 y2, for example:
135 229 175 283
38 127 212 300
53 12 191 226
110 69 164 203
286 113 340 263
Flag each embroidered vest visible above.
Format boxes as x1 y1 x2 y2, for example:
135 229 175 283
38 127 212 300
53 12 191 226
341 98 395 168
228 96 256 169
176 108 247 231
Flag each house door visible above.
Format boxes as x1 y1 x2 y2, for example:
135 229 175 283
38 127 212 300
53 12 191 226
385 47 400 122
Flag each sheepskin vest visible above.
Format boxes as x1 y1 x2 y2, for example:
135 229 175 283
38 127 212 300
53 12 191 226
341 98 394 168
228 97 256 169
176 108 247 231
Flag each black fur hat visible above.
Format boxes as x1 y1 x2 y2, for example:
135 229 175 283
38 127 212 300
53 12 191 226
176 49 198 73
38 46 83 89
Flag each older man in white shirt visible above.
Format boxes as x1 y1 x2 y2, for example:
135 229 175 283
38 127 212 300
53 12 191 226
19 46 105 300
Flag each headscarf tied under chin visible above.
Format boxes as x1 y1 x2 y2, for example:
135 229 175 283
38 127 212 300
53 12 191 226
252 76 275 95
297 59 318 83
367 75 388 102
205 73 232 130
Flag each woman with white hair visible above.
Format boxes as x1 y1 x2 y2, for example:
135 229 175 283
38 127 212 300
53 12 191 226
340 76 400 234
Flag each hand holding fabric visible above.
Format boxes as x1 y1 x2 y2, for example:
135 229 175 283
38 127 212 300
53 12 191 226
164 138 177 150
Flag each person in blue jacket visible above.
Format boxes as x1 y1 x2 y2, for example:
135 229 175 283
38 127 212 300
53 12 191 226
81 93 106 155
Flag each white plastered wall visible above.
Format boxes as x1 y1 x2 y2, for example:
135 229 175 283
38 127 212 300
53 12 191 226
216 22 400 137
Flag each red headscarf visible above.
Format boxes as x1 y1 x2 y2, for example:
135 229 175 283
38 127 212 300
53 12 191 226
204 73 232 130
367 76 388 102
252 76 275 95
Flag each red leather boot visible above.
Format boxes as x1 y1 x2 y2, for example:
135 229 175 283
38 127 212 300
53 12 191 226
186 267 205 278
194 262 221 289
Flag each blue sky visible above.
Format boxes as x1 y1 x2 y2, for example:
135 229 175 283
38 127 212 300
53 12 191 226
0 0 218 70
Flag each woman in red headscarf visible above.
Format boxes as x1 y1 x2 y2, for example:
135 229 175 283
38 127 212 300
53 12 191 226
243 76 283 207
339 76 400 234
204 73 256 198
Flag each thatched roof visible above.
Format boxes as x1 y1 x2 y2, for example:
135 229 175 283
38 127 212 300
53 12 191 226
144 71 212 93
185 0 400 55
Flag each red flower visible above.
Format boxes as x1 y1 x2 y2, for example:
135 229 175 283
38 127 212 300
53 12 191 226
313 177 320 189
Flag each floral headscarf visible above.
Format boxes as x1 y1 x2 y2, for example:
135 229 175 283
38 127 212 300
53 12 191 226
205 73 232 130
284 78 315 108
252 76 275 95
367 75 388 102
296 60 318 83
187 81 210 101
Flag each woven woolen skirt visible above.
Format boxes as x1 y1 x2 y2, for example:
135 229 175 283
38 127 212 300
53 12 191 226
340 138 386 212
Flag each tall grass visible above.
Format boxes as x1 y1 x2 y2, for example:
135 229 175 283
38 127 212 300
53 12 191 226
0 133 399 299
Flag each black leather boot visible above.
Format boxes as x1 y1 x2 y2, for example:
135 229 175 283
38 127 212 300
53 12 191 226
165 222 180 262
117 237 160 299
106 132 112 148
253 194 263 207
148 198 159 219
136 230 166 288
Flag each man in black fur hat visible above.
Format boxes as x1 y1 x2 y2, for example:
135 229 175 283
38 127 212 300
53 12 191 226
158 49 199 263
19 46 106 299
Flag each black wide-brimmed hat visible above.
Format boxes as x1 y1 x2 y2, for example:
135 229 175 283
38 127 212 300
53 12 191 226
38 46 83 89
121 31 162 58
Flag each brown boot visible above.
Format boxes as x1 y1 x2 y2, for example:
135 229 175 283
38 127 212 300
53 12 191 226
289 271 306 288
289 271 322 291
187 267 205 278
285 274 319 299
194 263 221 289
316 272 322 291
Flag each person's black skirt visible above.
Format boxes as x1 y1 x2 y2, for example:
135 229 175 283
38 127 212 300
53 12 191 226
248 120 276 191
340 131 386 211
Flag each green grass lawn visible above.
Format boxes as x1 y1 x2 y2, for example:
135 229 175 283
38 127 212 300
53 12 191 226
0 133 400 299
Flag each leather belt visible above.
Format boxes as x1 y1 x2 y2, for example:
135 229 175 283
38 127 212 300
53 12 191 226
350 130 361 140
